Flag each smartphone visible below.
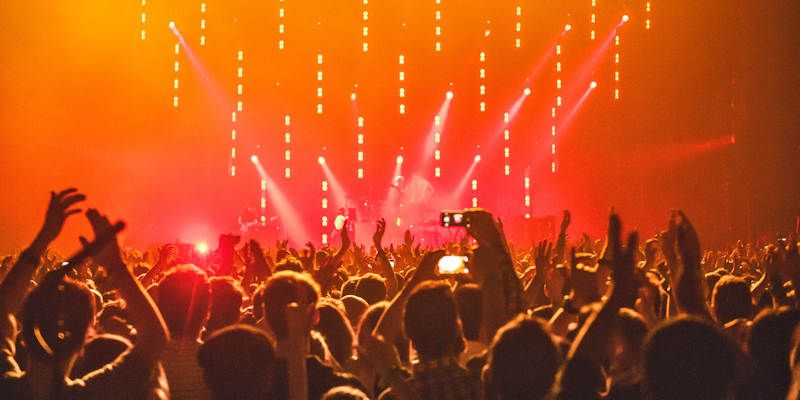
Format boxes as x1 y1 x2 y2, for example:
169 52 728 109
441 210 468 227
437 255 469 275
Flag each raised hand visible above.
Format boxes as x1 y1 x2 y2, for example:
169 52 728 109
675 210 701 271
34 188 86 248
408 249 446 287
340 219 352 251
534 240 553 275
80 209 126 274
157 243 179 267
373 218 387 251
560 210 572 232
605 212 640 308
404 229 415 248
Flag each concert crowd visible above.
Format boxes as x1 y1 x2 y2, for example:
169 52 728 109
2 188 800 400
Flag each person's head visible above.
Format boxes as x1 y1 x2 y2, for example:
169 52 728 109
259 271 320 341
749 307 800 399
356 301 388 346
454 284 482 342
403 280 465 360
71 334 131 378
21 272 95 370
321 386 370 400
206 276 244 334
340 278 358 297
616 308 649 370
643 316 738 400
340 295 368 327
711 275 752 324
484 314 560 400
354 273 387 305
274 257 304 273
316 299 355 365
198 325 275 400
156 264 210 340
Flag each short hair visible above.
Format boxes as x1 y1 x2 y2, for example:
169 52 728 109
618 308 649 360
354 273 387 305
356 301 389 347
316 299 355 365
341 279 358 297
198 325 275 400
485 314 560 400
156 264 210 339
259 271 320 340
644 316 738 400
22 272 95 362
403 281 465 359
321 386 370 400
206 276 244 334
711 275 752 324
749 307 800 399
340 295 369 327
454 284 482 341
274 257 304 273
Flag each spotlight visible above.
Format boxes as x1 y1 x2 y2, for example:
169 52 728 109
523 88 532 96
195 242 209 254
318 156 326 165
484 30 491 37
590 81 598 89
446 91 454 100
564 24 572 32
168 21 176 29
250 155 258 163
396 155 404 164
350 93 357 101
474 155 481 163
621 14 630 23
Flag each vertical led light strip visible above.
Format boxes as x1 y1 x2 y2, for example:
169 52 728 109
433 115 442 178
479 50 486 112
471 178 478 207
523 172 531 218
172 40 180 109
434 0 442 52
645 1 652 30
260 178 267 225
551 35 564 174
199 2 207 46
503 113 511 176
514 5 522 48
357 117 365 179
361 0 369 52
399 54 406 114
614 33 620 100
230 50 244 177
140 0 147 40
284 115 291 178
278 0 285 50
316 53 323 114
590 0 597 40
321 178 329 244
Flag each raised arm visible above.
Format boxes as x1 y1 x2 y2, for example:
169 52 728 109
372 218 399 297
567 212 639 365
670 211 713 320
373 250 444 344
0 189 85 322
83 209 169 362
465 210 525 342
554 210 571 264
314 221 352 294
